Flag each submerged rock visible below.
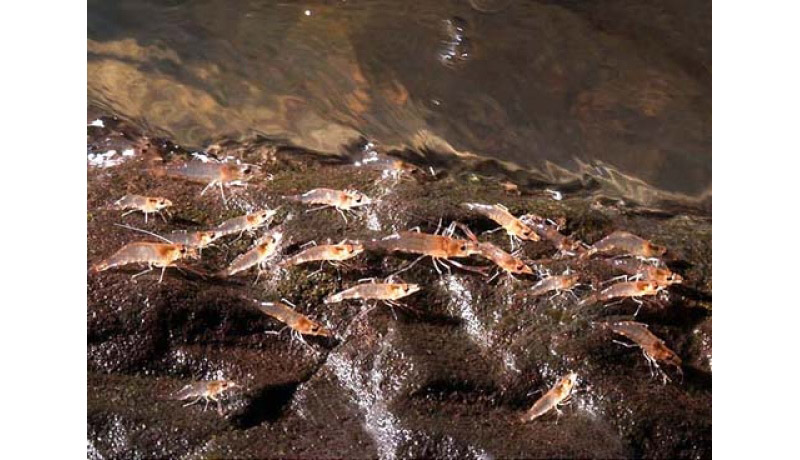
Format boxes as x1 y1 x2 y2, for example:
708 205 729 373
87 115 711 458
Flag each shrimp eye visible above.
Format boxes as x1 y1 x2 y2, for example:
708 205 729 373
243 167 252 174
180 247 187 254
460 244 467 251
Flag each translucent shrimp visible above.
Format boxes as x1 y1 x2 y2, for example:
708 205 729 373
462 203 540 248
580 280 664 315
371 229 484 275
519 214 584 255
588 231 667 259
113 194 172 223
279 242 364 268
476 241 534 279
214 209 277 238
255 300 332 344
91 242 198 282
520 372 577 422
220 229 283 280
325 282 421 304
151 160 258 205
606 258 683 285
530 273 581 299
610 321 682 382
288 188 372 223
174 380 237 415
162 230 221 251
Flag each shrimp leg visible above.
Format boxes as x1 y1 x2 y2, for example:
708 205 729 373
200 180 218 196
183 396 203 407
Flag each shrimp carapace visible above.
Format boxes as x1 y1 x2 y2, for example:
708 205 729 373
256 301 332 337
520 372 577 422
113 194 173 223
589 231 667 258
91 242 198 282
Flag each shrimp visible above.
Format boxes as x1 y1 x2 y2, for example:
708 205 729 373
607 258 683 285
91 242 198 282
163 230 221 250
174 380 237 415
519 214 584 255
588 231 666 259
256 300 332 344
610 321 682 382
151 160 257 205
367 224 485 275
520 372 577 422
220 229 283 279
580 280 664 314
113 194 172 223
214 209 277 238
355 151 419 177
462 203 539 248
530 273 581 299
279 241 364 270
288 188 372 223
325 282 421 307
476 242 534 278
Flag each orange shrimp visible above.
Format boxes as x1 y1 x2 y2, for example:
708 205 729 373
607 258 683 286
163 230 221 250
255 300 332 341
220 229 283 279
530 273 581 298
367 226 485 275
610 321 682 382
520 372 577 422
279 242 365 268
113 194 173 223
174 380 237 415
91 242 198 282
214 209 277 237
462 203 539 248
151 160 258 205
519 214 584 255
325 282 421 304
588 231 666 258
580 280 664 314
289 188 372 223
476 242 534 277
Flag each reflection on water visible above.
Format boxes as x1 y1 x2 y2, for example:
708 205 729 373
88 0 710 210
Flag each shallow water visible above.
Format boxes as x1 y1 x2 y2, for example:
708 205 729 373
88 0 711 209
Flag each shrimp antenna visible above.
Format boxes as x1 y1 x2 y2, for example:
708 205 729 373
113 223 174 244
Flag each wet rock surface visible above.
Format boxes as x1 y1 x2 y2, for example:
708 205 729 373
88 115 711 459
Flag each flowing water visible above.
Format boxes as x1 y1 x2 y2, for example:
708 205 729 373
88 0 711 210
